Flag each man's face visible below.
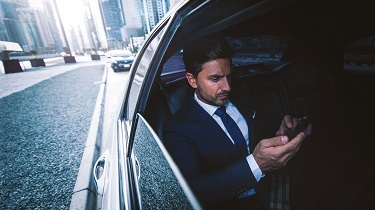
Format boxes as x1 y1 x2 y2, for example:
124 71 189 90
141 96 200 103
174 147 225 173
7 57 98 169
186 58 232 106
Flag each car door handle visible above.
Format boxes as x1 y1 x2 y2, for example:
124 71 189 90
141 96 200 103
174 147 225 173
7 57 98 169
93 150 110 195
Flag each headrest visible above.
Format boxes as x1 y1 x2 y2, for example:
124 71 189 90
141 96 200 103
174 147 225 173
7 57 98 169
161 78 193 115
283 62 318 99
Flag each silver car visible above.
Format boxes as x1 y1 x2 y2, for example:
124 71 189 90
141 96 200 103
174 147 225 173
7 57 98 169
84 0 374 209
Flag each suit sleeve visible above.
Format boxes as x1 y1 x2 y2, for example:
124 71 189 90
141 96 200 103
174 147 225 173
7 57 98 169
164 120 259 207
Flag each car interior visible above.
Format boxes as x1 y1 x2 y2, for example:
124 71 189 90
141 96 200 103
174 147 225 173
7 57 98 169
143 0 374 209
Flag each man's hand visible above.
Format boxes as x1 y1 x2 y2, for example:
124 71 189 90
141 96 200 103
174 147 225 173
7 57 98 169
253 133 305 172
253 115 311 172
275 115 312 137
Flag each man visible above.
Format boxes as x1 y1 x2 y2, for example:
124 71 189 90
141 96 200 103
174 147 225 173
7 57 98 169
164 36 309 209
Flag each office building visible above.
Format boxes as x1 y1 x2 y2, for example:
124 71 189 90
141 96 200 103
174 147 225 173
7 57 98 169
101 0 125 42
141 0 169 34
0 0 30 49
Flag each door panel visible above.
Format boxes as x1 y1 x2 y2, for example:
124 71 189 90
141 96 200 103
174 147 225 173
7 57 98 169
130 114 202 209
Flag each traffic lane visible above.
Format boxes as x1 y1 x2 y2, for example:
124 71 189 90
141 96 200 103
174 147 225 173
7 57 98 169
0 65 104 209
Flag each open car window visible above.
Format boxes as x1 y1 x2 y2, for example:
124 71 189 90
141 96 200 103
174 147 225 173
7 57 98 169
344 36 375 74
161 35 291 78
229 36 291 64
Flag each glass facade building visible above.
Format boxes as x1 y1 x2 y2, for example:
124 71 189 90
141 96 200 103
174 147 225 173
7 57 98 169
0 0 30 48
101 0 125 41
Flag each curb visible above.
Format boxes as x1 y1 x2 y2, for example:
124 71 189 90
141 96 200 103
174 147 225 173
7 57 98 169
69 65 108 210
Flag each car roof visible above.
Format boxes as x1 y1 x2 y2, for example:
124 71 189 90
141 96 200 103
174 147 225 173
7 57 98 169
164 0 374 58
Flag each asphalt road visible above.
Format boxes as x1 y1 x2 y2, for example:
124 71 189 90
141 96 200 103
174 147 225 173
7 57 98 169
0 64 104 209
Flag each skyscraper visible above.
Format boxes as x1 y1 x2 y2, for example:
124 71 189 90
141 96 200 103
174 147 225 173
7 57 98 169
0 0 30 49
0 3 10 41
0 0 63 53
142 0 169 34
88 0 108 51
122 0 144 43
101 0 125 42
37 0 64 53
17 7 43 51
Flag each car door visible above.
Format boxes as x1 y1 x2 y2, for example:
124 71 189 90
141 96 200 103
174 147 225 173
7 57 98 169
117 3 202 209
129 114 201 209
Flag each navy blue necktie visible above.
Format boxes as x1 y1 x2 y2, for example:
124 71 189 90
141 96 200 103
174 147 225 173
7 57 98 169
215 106 248 156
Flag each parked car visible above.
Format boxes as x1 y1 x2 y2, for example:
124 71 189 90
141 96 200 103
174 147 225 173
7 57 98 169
108 49 135 72
89 0 375 209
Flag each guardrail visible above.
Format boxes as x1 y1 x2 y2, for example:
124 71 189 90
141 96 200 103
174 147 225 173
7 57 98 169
0 57 62 74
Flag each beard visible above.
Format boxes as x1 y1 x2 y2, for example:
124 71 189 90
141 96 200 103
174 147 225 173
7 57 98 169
196 85 229 106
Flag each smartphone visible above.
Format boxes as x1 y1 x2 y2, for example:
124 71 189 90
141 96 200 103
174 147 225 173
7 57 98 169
287 115 312 140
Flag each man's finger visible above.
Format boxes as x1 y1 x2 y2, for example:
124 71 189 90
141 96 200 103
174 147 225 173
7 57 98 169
275 129 285 136
287 132 305 148
280 115 293 130
261 136 288 148
305 124 312 136
286 115 294 129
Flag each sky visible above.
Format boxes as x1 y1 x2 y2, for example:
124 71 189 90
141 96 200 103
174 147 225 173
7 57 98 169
28 0 43 8
28 0 84 26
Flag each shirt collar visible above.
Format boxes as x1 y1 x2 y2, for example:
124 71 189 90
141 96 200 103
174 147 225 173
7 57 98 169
194 92 230 116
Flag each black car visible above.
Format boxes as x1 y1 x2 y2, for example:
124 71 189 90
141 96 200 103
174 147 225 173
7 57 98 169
108 50 135 72
83 0 375 209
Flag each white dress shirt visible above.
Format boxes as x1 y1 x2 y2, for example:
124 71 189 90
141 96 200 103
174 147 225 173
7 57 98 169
194 93 264 197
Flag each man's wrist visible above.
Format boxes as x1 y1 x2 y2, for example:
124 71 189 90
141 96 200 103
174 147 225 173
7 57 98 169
247 154 265 181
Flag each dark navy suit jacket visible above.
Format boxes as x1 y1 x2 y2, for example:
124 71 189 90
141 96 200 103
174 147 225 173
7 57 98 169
164 94 263 208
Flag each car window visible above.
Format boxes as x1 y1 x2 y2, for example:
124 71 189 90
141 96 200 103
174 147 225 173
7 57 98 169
161 50 185 76
344 36 375 73
161 35 291 77
124 25 166 122
131 114 201 209
228 35 291 65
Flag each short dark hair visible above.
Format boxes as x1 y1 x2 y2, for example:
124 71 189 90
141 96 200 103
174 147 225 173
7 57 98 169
183 36 234 78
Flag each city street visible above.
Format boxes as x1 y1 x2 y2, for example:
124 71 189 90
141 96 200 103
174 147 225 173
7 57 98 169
0 0 179 208
0 56 129 209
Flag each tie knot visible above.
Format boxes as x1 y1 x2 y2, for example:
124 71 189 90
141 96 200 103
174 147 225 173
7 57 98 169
215 106 226 117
